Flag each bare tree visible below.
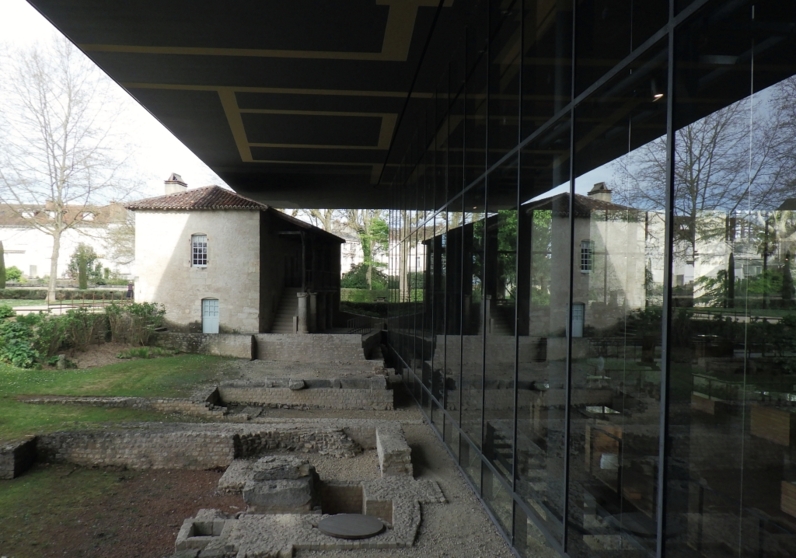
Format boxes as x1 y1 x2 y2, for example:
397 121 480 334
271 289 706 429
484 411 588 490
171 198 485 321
612 84 794 260
103 206 135 267
0 36 134 301
297 209 343 233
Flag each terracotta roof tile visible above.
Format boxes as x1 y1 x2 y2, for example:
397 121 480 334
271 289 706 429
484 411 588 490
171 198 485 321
524 193 634 217
125 186 268 211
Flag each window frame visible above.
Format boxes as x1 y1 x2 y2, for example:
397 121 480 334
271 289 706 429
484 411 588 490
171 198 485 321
191 234 208 267
580 239 594 273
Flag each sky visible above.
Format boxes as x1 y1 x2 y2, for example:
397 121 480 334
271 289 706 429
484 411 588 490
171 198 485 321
0 0 230 199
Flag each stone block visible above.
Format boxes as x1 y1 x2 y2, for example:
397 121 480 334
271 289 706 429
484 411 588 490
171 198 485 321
288 379 306 390
376 427 413 477
243 477 318 513
252 455 314 480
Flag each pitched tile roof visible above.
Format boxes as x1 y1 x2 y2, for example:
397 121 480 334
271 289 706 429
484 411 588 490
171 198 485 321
125 185 268 211
524 193 634 217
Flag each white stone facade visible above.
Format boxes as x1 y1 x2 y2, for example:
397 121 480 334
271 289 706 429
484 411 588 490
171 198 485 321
135 210 261 333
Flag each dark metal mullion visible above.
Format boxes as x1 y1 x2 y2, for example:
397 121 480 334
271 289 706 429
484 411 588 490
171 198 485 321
457 24 467 452
442 61 452 420
562 0 577 551
480 3 491 491
656 2 677 555
511 0 525 508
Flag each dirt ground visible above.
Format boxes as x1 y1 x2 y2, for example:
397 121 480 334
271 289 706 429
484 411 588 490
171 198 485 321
0 464 242 558
66 342 133 369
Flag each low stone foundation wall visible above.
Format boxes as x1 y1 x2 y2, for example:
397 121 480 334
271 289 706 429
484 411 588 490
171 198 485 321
19 391 227 419
154 332 255 360
0 437 37 479
36 423 360 470
218 377 393 411
255 334 366 362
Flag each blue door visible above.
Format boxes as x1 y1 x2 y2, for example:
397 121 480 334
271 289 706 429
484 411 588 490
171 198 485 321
202 299 219 334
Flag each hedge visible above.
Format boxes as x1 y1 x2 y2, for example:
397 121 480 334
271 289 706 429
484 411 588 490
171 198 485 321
340 288 394 303
0 289 127 301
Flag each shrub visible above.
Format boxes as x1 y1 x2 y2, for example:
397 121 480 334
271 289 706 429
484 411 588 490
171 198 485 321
63 308 108 351
106 302 165 345
0 317 39 368
341 263 388 290
32 313 69 358
0 303 14 319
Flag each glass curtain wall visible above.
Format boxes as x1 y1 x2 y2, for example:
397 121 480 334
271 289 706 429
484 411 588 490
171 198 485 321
386 0 796 556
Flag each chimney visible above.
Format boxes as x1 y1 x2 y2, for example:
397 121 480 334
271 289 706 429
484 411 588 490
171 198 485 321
588 182 612 203
164 173 187 195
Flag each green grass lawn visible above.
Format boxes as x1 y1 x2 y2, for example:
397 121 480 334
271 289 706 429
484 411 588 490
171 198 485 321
0 354 233 442
0 299 47 307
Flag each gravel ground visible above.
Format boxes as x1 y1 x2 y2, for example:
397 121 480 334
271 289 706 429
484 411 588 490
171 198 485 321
295 422 558 558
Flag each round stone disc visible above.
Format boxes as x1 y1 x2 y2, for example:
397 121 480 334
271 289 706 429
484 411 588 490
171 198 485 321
318 514 385 540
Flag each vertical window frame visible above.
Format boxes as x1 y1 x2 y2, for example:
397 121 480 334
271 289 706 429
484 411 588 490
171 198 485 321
191 234 208 267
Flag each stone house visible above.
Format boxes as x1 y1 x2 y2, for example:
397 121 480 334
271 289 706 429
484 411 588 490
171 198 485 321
126 176 344 334
525 183 647 338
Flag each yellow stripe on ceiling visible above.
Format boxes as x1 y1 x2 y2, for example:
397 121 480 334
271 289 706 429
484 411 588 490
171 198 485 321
217 88 253 162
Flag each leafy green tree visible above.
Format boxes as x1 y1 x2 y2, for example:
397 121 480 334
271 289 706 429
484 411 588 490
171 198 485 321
344 210 389 290
5 266 22 282
66 243 104 285
341 263 388 290
782 251 794 307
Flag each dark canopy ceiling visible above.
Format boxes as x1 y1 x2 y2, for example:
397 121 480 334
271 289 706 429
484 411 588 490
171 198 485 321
28 0 458 208
26 1 796 210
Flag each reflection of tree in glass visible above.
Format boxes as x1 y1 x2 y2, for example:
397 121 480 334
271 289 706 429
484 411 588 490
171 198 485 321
529 210 552 307
496 209 518 301
612 78 796 259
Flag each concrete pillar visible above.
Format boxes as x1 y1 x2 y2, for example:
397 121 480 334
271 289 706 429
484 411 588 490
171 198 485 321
297 292 309 334
308 291 317 333
326 292 334 330
316 292 326 332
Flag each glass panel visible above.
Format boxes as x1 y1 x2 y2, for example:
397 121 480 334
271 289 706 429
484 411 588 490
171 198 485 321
575 0 668 96
516 115 571 546
488 0 522 166
666 1 796 555
484 463 514 532
466 13 489 186
445 91 467 440
482 0 522 485
514 501 560 558
484 158 520 482
461 180 487 471
522 0 573 136
567 41 668 557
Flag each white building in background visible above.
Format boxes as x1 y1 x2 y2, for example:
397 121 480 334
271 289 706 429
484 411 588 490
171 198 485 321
0 202 133 280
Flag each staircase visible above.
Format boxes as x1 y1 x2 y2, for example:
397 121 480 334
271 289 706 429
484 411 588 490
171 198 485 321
270 287 301 333
489 303 515 336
